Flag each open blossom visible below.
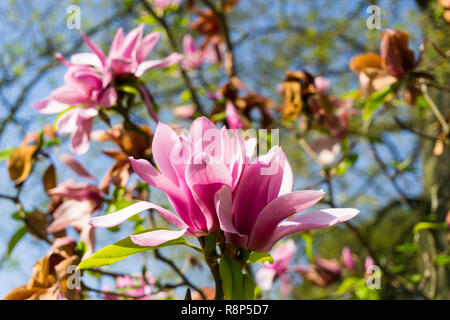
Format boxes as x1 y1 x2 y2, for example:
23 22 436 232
181 35 218 70
34 64 117 155
79 24 183 83
89 117 248 246
256 239 299 297
103 273 156 300
215 147 359 252
47 179 103 258
89 117 358 250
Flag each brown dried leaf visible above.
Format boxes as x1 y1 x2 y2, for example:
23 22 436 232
7 145 38 184
43 164 57 194
349 53 382 74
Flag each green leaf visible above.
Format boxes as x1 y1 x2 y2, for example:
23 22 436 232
301 233 315 262
220 256 255 300
396 243 418 253
42 138 61 148
413 222 446 233
363 83 398 120
435 255 450 266
337 277 360 294
7 225 27 257
180 89 192 103
0 147 16 162
210 112 226 122
248 251 273 264
77 228 187 269
137 14 158 26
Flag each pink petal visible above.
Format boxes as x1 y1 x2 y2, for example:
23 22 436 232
34 98 69 114
70 53 103 69
118 24 144 59
136 32 160 63
89 201 188 230
110 28 125 57
271 239 297 272
69 109 97 155
51 86 88 105
82 33 106 67
248 190 326 251
129 157 180 195
261 208 359 252
138 84 159 122
130 228 187 247
232 148 286 236
56 108 80 134
255 267 277 291
152 122 182 186
215 186 248 248
278 157 294 196
183 35 197 55
59 153 96 181
98 86 117 107
185 153 232 232
135 53 183 77
47 200 92 233
225 102 244 129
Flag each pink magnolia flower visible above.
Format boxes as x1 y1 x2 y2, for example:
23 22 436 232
256 239 298 297
181 35 218 70
215 147 359 252
89 117 358 251
78 24 183 83
35 64 117 155
103 273 156 300
89 117 248 246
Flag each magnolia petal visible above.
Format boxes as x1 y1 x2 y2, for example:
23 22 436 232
248 190 326 250
59 153 96 181
51 86 88 105
185 154 232 231
136 32 160 63
34 98 69 114
82 33 106 67
152 122 181 185
98 86 117 108
56 108 80 134
90 201 187 229
135 53 183 77
70 53 103 70
110 28 125 57
118 24 144 59
278 157 294 196
130 228 187 247
261 208 360 252
255 267 277 291
69 110 97 155
129 157 180 196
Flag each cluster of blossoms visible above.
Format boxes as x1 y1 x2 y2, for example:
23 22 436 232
89 117 359 253
34 25 183 154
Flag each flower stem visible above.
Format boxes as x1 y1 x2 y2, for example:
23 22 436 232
420 83 449 136
199 235 224 300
